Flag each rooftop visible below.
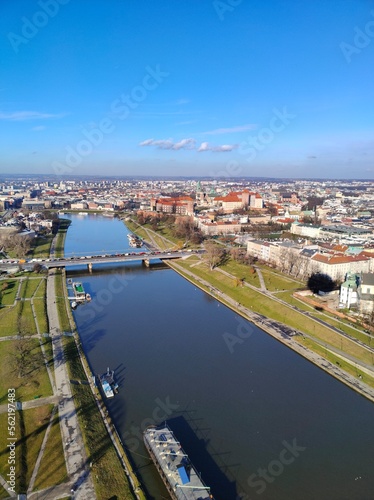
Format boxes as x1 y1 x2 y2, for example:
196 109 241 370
144 425 212 500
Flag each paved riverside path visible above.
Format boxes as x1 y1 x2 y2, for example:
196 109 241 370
215 267 374 369
0 395 59 414
46 270 96 500
169 260 374 404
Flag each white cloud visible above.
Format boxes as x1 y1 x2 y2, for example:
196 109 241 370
198 142 210 152
198 142 238 152
173 138 196 150
139 138 195 150
139 138 156 146
139 137 237 153
0 111 66 121
203 124 257 135
31 125 46 131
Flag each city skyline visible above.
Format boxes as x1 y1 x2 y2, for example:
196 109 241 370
1 0 373 179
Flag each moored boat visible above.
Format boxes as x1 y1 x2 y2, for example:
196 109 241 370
100 367 117 398
143 424 214 499
127 233 143 247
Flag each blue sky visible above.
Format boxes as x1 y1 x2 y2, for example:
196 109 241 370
0 0 373 179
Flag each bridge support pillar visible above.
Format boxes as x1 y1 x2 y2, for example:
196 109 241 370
87 262 93 273
143 259 150 267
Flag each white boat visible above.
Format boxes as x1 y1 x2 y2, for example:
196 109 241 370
100 368 117 398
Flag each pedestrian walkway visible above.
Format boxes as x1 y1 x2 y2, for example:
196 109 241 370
169 260 374 404
0 395 59 414
215 267 374 368
46 271 95 499
254 265 267 291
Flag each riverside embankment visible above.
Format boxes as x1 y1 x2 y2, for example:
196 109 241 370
167 259 374 404
61 213 374 500
127 217 374 402
51 217 144 499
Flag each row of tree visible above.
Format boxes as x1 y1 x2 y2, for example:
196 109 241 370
137 213 204 245
0 233 33 259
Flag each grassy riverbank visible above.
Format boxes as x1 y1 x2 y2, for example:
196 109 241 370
168 257 374 392
0 268 67 493
55 261 142 498
122 215 374 394
62 335 137 499
54 218 71 258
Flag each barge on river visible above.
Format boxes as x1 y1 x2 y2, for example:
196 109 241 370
127 233 143 248
68 281 91 307
144 424 214 500
100 368 118 399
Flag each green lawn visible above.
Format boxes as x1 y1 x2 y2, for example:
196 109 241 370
0 340 52 403
33 298 48 334
175 260 374 368
0 406 55 494
289 293 374 347
24 278 45 299
125 218 186 250
33 410 68 492
54 219 72 258
19 301 38 335
276 291 316 312
124 220 148 240
0 302 22 336
34 278 46 298
19 280 28 298
0 279 19 306
148 231 173 250
143 222 181 247
297 336 374 389
308 311 373 347
221 259 261 288
55 272 71 333
259 268 304 292
0 485 8 499
21 406 55 492
31 235 54 259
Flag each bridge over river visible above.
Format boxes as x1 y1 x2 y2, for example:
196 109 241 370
0 250 202 271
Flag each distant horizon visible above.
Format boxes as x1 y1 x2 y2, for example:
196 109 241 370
0 172 373 183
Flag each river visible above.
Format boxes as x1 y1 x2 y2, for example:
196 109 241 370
63 213 374 500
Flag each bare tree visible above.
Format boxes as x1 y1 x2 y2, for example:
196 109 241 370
2 233 32 259
9 320 37 378
204 241 226 270
13 234 32 258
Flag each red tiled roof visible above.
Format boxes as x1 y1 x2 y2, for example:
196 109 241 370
312 254 370 264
